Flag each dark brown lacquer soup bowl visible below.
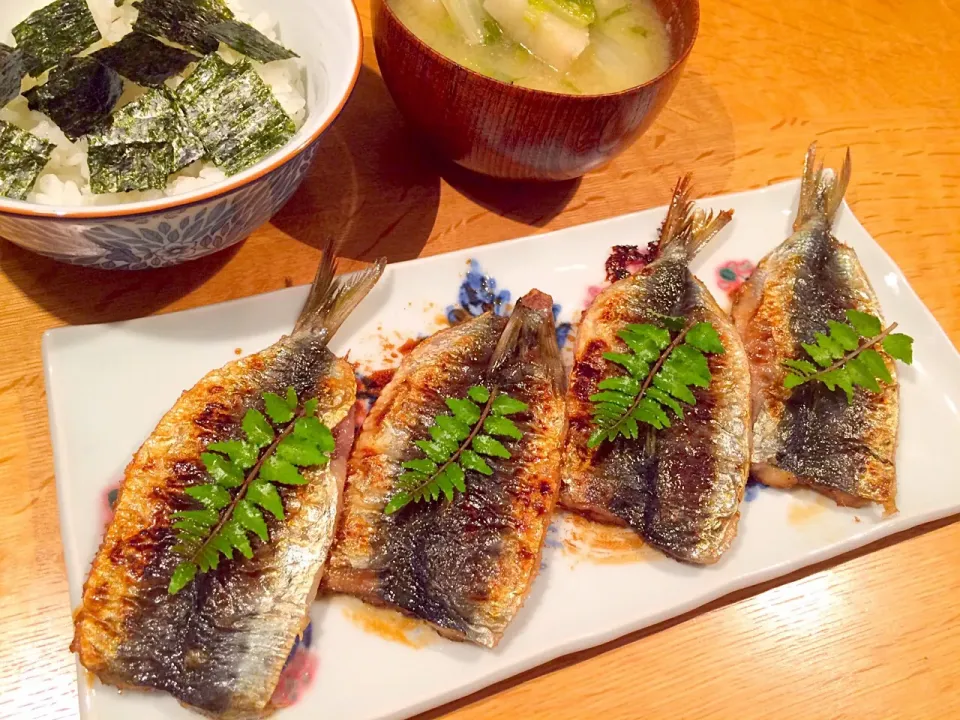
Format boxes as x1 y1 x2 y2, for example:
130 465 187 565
373 0 699 181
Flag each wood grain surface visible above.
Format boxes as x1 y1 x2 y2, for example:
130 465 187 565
2 0 959 718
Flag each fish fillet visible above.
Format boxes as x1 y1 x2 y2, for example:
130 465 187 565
731 143 898 512
561 177 752 564
324 290 567 647
71 244 385 717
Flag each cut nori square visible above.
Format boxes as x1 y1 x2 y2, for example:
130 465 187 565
176 54 295 175
133 0 234 54
208 20 298 62
0 44 25 108
92 32 199 88
23 57 123 140
12 0 102 76
87 88 203 192
0 120 56 200
87 142 173 193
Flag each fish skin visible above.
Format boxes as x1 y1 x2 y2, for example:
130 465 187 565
731 143 898 513
324 290 567 648
71 246 385 718
561 177 751 565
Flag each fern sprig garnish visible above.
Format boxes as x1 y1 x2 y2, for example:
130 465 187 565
587 318 725 448
383 385 528 515
782 310 914 403
168 387 334 595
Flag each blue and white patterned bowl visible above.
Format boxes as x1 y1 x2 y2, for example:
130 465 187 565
0 0 362 270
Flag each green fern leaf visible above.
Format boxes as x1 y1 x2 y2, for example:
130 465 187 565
472 434 511 458
783 312 912 403
827 320 859 351
383 386 526 514
168 561 198 594
201 452 243 488
436 415 471 440
168 386 334 594
483 415 522 439
597 375 641 395
859 348 892 384
234 499 268 542
468 385 490 403
588 390 633 407
184 484 231 510
883 333 913 364
264 392 295 424
446 463 467 492
686 322 725 354
814 331 845 359
846 309 882 337
588 319 724 449
415 439 450 463
247 480 284 520
277 436 328 466
460 450 493 476
243 408 274 447
491 394 529 416
402 457 439 474
602 351 649 379
260 455 307 485
446 397 482 425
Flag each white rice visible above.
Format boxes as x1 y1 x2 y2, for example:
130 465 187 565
0 0 307 206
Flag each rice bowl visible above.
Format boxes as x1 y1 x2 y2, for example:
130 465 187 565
0 0 309 207
0 0 361 269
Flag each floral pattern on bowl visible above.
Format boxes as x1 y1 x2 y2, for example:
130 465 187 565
0 146 318 270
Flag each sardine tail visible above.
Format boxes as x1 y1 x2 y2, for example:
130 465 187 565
489 290 565 393
656 174 733 259
293 238 386 338
794 142 851 230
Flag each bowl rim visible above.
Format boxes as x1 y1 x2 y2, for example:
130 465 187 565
376 0 700 100
0 0 364 221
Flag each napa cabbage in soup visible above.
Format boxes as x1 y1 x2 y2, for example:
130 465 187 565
388 0 672 94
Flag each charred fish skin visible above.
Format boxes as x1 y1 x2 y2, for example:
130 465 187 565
325 290 567 648
71 245 385 718
731 144 898 513
561 177 752 565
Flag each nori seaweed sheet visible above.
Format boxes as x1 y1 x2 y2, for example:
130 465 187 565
87 142 173 193
0 119 56 200
0 44 25 109
208 20 298 62
175 54 294 175
12 0 103 76
92 32 199 88
23 57 123 140
133 0 234 54
87 88 204 192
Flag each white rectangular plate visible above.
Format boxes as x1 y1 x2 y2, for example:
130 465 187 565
45 180 960 720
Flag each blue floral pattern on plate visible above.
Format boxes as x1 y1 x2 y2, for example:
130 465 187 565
447 259 573 349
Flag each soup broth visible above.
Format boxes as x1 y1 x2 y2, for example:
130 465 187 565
388 0 672 94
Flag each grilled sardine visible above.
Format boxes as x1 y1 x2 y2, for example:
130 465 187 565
731 144 898 512
561 177 751 564
324 290 567 648
71 244 385 717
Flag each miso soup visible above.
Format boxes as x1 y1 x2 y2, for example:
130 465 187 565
388 0 672 95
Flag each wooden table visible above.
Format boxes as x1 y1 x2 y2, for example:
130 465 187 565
3 0 960 717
